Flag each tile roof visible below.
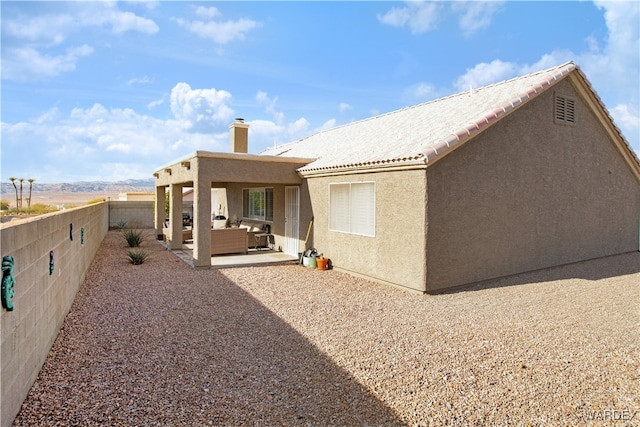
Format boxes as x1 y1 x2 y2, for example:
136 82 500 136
260 62 638 176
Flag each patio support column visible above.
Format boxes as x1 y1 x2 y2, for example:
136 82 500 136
193 175 212 268
154 185 166 240
169 183 183 250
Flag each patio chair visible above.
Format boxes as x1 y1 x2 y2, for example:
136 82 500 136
253 224 274 250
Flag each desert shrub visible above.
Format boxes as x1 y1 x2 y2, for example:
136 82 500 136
27 203 58 214
122 229 144 247
126 249 149 265
86 198 106 205
0 199 9 211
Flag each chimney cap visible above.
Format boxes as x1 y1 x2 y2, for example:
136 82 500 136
234 117 245 123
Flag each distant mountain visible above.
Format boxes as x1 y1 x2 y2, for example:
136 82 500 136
1 179 155 193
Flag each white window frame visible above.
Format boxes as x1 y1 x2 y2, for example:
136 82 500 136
242 187 274 222
329 181 375 237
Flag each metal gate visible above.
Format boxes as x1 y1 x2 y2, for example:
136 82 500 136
284 186 300 256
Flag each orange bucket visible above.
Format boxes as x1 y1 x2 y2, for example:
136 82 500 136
316 257 329 270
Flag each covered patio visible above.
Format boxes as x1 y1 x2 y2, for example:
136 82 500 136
153 127 314 269
170 241 299 268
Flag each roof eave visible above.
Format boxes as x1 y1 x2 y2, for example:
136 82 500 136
154 150 317 174
298 157 428 178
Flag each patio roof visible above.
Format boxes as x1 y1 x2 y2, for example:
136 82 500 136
154 151 316 187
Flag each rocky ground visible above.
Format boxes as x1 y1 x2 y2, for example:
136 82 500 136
13 231 640 426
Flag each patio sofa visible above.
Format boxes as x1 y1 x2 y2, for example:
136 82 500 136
211 227 248 255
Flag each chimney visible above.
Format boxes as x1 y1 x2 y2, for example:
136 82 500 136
229 117 250 153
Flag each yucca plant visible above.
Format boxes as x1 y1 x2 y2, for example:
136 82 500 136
126 249 149 265
122 229 144 247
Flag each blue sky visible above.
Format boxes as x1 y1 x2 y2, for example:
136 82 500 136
1 1 639 183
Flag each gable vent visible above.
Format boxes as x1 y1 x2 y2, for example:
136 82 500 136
555 94 576 125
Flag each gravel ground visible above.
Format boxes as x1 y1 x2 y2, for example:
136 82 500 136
13 231 640 426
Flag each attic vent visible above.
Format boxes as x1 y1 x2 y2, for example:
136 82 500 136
554 94 576 125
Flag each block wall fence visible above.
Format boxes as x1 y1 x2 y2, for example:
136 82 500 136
1 201 153 427
108 201 154 229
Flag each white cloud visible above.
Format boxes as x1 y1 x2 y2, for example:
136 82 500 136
453 54 572 93
319 119 337 131
247 115 314 152
451 51 573 93
405 82 436 100
454 59 517 92
575 1 638 151
249 119 285 137
35 108 62 124
2 45 94 81
4 3 158 44
2 3 158 82
611 104 640 132
174 8 259 44
520 51 575 75
194 6 222 19
287 118 310 136
2 13 74 45
377 1 441 34
127 75 152 85
1 102 229 182
452 1 504 36
84 7 159 35
338 103 352 113
578 2 639 93
105 143 132 153
379 1 501 35
170 83 235 132
256 91 285 124
147 98 165 109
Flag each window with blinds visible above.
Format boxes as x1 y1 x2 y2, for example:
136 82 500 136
554 94 576 125
242 187 273 221
329 182 375 237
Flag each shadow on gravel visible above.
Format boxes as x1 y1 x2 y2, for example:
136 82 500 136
456 251 640 294
13 232 405 426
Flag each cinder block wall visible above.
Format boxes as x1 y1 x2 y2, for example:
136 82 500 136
109 200 154 229
0 203 109 427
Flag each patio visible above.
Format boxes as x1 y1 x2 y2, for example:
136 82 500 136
171 240 299 268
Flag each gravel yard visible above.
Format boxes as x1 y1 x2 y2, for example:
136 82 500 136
13 231 640 426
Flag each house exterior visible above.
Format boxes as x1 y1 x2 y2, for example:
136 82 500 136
154 62 640 293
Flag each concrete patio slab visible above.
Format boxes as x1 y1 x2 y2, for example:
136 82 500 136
169 242 299 268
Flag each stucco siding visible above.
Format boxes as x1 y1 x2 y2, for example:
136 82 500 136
425 78 640 292
307 170 427 292
225 182 312 254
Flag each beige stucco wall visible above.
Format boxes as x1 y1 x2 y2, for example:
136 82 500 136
154 154 308 188
0 203 109 427
425 78 640 292
225 182 312 254
307 169 427 292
